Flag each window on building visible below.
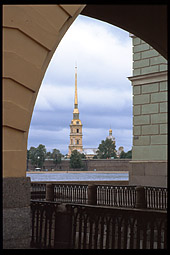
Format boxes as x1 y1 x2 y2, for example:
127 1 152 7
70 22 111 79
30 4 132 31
77 140 79 144
77 129 79 133
76 121 79 124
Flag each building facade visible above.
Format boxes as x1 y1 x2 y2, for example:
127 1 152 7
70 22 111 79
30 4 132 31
128 34 167 187
68 66 83 156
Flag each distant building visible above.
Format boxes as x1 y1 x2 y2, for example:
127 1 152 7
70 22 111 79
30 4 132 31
68 67 123 159
68 66 83 156
83 148 98 159
106 128 115 143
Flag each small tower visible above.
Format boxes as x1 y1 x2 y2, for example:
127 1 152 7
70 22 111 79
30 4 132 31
68 66 83 156
107 128 115 144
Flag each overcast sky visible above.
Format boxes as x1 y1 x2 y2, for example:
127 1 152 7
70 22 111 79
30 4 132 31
28 14 133 155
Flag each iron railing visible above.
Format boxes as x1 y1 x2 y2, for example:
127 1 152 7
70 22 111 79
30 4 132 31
97 185 136 208
30 201 60 248
30 201 167 249
144 186 167 210
31 183 46 201
31 183 167 210
54 184 88 204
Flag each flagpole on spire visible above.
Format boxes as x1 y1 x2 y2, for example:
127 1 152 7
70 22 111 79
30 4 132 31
74 64 78 107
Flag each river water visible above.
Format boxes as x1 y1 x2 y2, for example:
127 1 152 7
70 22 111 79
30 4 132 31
26 172 129 182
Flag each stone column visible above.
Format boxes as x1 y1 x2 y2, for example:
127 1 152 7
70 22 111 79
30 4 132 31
3 177 31 249
54 204 72 249
135 185 147 209
46 183 54 201
88 185 97 205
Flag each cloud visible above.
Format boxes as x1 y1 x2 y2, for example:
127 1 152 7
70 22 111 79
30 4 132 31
34 84 73 112
43 15 132 89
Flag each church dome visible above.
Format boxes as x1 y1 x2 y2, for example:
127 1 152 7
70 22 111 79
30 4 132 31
107 128 115 142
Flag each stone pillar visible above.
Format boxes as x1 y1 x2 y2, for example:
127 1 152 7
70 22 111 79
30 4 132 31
46 183 54 201
88 185 97 205
54 204 72 249
3 177 31 249
135 185 147 209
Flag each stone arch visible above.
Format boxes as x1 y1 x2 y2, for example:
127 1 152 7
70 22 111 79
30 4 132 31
3 4 167 249
3 4 167 178
3 5 85 177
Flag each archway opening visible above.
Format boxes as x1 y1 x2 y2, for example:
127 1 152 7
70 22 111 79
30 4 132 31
27 14 132 181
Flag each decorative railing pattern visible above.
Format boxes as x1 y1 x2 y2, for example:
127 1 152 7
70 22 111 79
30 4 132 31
30 183 167 210
144 186 167 210
30 201 167 249
30 201 60 249
69 204 167 249
54 184 88 204
97 185 136 208
31 183 46 200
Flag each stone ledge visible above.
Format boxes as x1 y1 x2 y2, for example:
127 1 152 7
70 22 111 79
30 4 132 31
128 70 167 85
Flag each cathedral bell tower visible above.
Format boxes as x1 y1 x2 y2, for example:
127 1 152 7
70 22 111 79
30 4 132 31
68 66 83 156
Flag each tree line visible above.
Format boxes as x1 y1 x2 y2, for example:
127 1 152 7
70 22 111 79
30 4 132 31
27 138 131 170
27 145 63 169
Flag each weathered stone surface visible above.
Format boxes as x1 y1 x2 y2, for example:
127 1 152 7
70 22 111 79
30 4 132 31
3 177 31 249
3 237 31 249
142 124 159 135
129 161 167 187
132 145 167 161
160 124 167 134
141 82 159 94
3 206 31 249
3 177 31 208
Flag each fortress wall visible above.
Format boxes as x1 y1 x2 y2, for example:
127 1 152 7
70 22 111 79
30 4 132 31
28 159 130 172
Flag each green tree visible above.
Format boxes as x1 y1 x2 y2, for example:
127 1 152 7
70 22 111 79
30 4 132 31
28 144 46 168
70 150 83 169
96 138 117 159
36 144 46 168
52 148 62 165
46 151 52 159
81 153 86 159
125 149 132 158
29 146 37 167
120 149 132 159
119 150 126 159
